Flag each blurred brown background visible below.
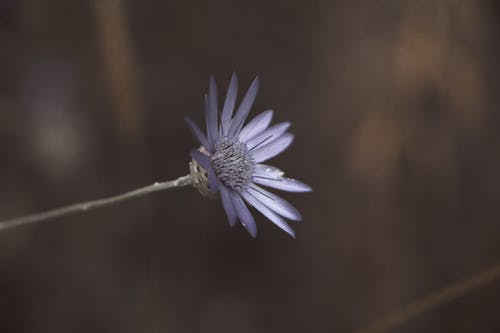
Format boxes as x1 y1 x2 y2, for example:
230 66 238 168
1 0 500 332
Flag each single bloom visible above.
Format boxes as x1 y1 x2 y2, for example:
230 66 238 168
186 74 311 238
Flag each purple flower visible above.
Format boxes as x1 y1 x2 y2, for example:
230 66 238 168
186 74 311 238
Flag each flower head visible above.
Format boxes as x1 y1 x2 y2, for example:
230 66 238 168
186 74 311 238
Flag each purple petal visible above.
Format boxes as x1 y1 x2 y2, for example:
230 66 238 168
238 110 274 143
203 95 215 152
220 187 237 227
248 184 301 221
206 77 219 143
241 191 295 238
191 150 219 192
190 150 211 170
246 122 290 151
208 168 220 192
254 164 285 177
253 164 312 192
228 77 259 137
230 191 257 238
253 176 312 192
185 117 210 151
250 133 294 163
221 73 238 135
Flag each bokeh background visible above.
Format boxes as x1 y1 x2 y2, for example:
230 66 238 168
1 1 500 332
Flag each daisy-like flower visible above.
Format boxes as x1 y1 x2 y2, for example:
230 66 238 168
185 74 311 238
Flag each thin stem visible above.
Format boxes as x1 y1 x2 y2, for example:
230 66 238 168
353 262 500 333
0 175 192 232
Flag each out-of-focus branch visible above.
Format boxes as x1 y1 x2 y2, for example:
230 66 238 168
92 0 143 141
354 262 500 333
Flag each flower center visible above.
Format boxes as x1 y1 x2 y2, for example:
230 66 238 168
211 137 255 191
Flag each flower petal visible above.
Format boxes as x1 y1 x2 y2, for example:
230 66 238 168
185 117 210 151
248 184 301 221
238 110 273 143
221 73 238 135
253 176 312 192
230 191 257 237
203 95 215 152
190 150 211 170
254 164 285 178
206 77 219 144
220 187 237 227
253 165 312 192
228 76 259 136
208 168 220 192
241 190 295 238
191 150 219 192
246 122 290 151
250 133 294 163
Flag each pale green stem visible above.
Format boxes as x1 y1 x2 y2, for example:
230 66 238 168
0 175 192 232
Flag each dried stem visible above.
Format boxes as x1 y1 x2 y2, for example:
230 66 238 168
0 175 192 232
354 262 500 333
